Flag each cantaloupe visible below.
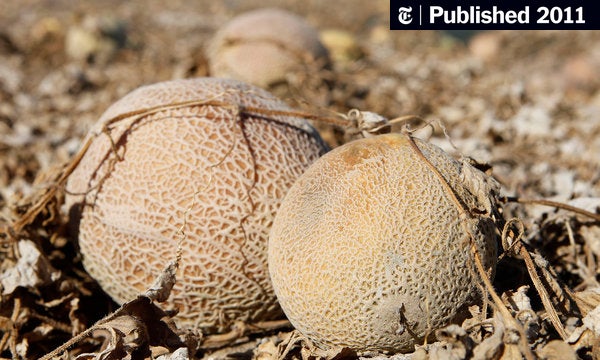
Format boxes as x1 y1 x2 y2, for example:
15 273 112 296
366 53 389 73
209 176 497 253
65 77 329 333
268 132 498 353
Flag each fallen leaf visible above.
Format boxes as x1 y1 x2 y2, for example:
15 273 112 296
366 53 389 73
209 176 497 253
0 239 60 295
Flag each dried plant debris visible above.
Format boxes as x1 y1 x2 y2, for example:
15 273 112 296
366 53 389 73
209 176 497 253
1 240 61 295
1 1 600 359
28 239 197 360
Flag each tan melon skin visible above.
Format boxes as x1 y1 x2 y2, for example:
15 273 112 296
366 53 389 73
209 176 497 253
268 133 498 354
65 78 329 333
207 8 329 88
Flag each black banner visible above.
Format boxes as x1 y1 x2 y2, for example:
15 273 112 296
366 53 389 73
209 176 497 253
390 0 598 30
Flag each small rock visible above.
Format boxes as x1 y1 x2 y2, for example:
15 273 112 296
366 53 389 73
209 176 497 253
0 59 23 94
469 31 501 63
65 16 127 63
562 55 599 91
320 29 363 66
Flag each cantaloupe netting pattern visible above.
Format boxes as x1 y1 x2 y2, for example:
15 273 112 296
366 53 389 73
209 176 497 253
65 78 328 333
268 134 497 353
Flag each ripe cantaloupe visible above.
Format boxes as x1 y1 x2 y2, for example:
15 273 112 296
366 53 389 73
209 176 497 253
268 132 498 353
65 77 329 333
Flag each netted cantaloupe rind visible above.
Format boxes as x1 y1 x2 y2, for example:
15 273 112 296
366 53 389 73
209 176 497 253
268 132 498 353
65 78 329 333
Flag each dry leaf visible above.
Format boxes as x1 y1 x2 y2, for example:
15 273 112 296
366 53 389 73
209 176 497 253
503 286 532 312
537 339 577 360
91 315 148 359
255 337 279 360
573 288 600 316
144 255 179 303
155 347 189 360
0 239 60 295
472 317 504 360
428 324 473 360
499 344 522 360
582 304 600 336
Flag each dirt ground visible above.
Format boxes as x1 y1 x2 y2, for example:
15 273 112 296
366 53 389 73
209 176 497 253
1 0 600 359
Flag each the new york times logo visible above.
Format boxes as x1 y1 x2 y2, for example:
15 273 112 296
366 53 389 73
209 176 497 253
390 0 595 30
398 6 413 24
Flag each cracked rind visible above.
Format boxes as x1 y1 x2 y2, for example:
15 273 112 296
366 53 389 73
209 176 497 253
65 77 329 333
268 133 497 353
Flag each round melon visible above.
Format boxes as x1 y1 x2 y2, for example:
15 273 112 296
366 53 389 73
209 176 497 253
268 132 498 353
65 77 329 333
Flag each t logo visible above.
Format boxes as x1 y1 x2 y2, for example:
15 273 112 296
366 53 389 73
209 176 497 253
398 6 413 24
